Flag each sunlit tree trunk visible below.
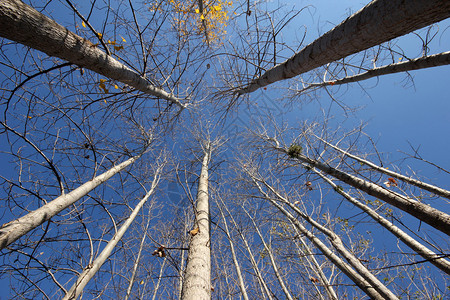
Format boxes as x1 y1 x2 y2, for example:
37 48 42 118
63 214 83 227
0 0 184 108
248 175 385 299
316 136 450 200
276 145 450 236
290 224 338 300
0 152 145 250
217 197 250 300
63 165 163 300
314 168 450 274
249 171 398 300
237 0 450 94
124 211 152 300
244 208 294 300
181 146 212 300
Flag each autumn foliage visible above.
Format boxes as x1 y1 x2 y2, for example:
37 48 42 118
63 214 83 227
148 0 232 44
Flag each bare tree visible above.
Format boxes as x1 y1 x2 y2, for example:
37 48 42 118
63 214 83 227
0 0 185 107
181 142 212 300
236 0 450 94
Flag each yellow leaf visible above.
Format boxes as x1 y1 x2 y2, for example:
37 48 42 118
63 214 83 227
121 36 126 42
97 32 103 38
82 21 86 28
195 8 199 14
190 227 199 236
100 79 107 83
200 14 205 20
27 116 32 119
140 280 144 285
108 40 116 45
104 99 107 103
114 84 119 89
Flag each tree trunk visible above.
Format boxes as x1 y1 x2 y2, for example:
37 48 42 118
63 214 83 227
252 174 398 300
0 153 144 250
217 198 250 300
63 166 162 300
244 208 294 300
0 0 184 108
251 180 385 299
315 169 450 275
281 147 450 236
181 147 212 300
124 211 152 300
316 136 450 200
237 0 450 94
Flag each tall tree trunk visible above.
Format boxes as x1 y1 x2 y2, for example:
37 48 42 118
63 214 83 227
225 198 273 299
250 173 398 300
0 152 144 250
278 146 450 236
316 136 450 200
290 224 338 300
237 0 450 94
244 208 294 300
181 146 212 300
217 197 250 300
124 210 152 300
314 169 450 274
249 176 385 299
0 0 184 108
63 165 162 300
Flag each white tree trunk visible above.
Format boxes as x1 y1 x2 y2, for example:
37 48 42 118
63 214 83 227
226 200 273 299
315 169 450 274
0 153 143 249
217 198 250 300
316 136 450 199
237 0 450 94
252 181 385 299
252 174 398 300
63 166 162 300
290 224 338 300
243 208 293 300
0 0 184 108
181 147 212 300
279 147 450 236
124 210 152 300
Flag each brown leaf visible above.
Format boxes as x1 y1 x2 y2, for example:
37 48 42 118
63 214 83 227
152 245 166 258
310 277 319 283
190 227 199 236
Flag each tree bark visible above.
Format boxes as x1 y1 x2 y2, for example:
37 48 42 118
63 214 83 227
181 147 212 300
252 173 398 300
63 166 162 300
280 147 450 236
237 0 450 94
317 136 450 200
0 153 144 250
0 0 185 108
315 169 450 275
217 198 250 300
